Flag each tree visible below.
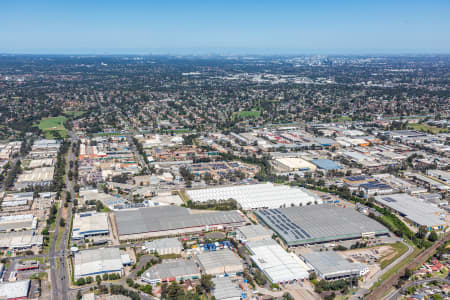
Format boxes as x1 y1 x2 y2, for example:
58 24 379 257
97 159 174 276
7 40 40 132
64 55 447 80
200 274 215 293
428 231 438 242
76 290 82 300
60 218 66 227
416 226 427 239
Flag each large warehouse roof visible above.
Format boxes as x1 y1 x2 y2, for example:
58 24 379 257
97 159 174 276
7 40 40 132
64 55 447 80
141 260 199 283
255 205 388 246
186 183 321 210
246 239 310 283
302 251 362 279
236 224 272 242
0 280 30 299
74 248 123 279
375 193 444 228
0 214 36 232
72 211 109 239
115 206 244 236
212 277 242 300
311 159 343 170
197 249 243 275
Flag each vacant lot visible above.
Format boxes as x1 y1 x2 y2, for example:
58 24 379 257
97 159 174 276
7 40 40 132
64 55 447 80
235 110 261 118
37 116 67 138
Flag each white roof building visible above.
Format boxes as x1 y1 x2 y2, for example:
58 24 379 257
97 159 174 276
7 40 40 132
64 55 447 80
0 280 30 299
246 239 310 283
186 183 321 210
72 211 110 240
74 248 123 279
235 225 273 243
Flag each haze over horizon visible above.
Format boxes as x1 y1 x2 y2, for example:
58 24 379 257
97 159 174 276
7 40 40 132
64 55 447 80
1 0 450 55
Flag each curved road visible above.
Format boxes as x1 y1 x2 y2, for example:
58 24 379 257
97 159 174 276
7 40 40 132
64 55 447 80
384 277 450 300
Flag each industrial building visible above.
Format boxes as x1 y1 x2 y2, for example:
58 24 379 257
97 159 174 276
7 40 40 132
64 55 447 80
141 260 200 285
114 206 246 241
235 225 273 243
374 194 445 230
72 212 110 240
0 280 30 299
143 238 183 255
0 214 37 232
255 205 389 247
302 251 368 280
196 249 243 276
15 166 54 189
0 231 43 250
359 181 394 198
212 277 242 300
273 157 317 172
186 182 322 210
246 239 310 283
311 159 343 171
74 248 124 279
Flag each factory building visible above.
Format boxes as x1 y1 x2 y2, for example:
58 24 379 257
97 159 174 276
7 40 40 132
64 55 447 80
0 231 43 250
196 249 243 276
114 206 246 241
374 194 445 230
0 214 37 232
311 159 344 171
255 205 389 247
74 248 125 279
141 260 200 285
72 212 110 240
143 238 183 255
186 182 321 210
0 280 30 300
358 181 394 198
273 157 317 172
246 239 310 283
235 225 273 243
302 251 368 280
212 277 242 300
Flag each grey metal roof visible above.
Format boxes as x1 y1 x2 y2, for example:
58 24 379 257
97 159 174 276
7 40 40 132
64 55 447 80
144 237 182 251
255 204 389 246
115 206 244 235
302 251 361 278
197 249 243 273
236 224 272 240
141 260 199 281
212 277 242 300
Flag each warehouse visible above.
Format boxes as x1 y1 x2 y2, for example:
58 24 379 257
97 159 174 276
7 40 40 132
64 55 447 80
115 206 246 241
255 205 389 247
0 280 30 299
0 214 37 232
186 182 321 210
359 181 394 198
235 225 273 243
246 239 310 283
0 231 43 250
15 167 54 188
311 159 343 171
374 194 445 230
143 238 183 255
273 157 317 172
212 277 242 300
302 251 367 280
141 260 200 285
196 249 243 276
72 212 110 240
74 248 124 279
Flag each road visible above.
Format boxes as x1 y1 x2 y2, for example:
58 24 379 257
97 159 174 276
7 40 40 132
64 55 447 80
367 232 450 300
350 240 414 299
383 277 450 300
49 132 77 300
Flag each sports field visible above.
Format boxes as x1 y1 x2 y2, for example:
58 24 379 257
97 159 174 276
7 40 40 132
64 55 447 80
37 116 67 138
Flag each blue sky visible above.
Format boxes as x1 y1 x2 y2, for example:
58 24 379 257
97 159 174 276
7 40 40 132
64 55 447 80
1 0 449 54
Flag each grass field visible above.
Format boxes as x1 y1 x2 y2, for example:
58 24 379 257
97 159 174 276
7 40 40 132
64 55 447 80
380 242 409 269
234 110 261 119
407 123 449 134
37 116 67 138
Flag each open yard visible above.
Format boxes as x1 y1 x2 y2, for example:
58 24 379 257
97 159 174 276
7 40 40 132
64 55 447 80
37 116 67 138
379 241 409 269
